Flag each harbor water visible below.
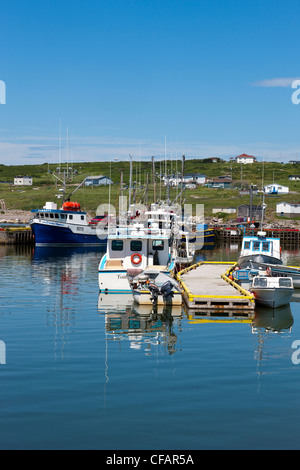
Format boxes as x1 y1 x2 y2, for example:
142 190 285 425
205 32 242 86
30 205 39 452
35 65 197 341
1 244 300 450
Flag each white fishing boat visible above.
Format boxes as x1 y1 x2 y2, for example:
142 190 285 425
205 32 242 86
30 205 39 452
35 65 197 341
98 223 177 294
238 232 282 269
131 270 182 306
250 274 294 309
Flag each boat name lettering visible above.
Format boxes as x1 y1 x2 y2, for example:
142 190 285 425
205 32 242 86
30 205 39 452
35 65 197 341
117 274 127 279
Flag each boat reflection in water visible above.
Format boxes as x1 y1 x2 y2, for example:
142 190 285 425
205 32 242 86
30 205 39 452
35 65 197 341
98 295 182 356
252 304 294 334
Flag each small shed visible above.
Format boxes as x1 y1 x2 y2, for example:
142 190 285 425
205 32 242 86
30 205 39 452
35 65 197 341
85 175 113 186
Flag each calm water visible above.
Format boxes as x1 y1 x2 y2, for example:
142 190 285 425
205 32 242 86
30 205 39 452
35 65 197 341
1 244 300 450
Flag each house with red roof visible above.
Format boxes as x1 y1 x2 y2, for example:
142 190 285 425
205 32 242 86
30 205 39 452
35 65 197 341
235 153 257 164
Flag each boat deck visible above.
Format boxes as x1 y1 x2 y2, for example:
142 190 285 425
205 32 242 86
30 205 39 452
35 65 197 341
177 262 255 311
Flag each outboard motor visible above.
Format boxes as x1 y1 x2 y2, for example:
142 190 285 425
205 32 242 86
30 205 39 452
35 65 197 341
148 283 160 305
160 281 174 303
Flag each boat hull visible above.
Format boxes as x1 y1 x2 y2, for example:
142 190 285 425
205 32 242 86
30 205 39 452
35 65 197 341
31 221 107 247
250 287 293 309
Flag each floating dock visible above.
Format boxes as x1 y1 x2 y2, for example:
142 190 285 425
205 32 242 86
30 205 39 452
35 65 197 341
177 262 255 311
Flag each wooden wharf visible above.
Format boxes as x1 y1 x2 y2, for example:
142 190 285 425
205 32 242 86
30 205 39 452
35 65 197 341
0 227 34 245
215 227 300 246
177 262 255 312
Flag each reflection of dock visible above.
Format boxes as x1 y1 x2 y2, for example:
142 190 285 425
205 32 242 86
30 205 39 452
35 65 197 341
177 262 255 311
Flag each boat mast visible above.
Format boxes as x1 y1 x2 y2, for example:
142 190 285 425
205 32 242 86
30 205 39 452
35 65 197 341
152 156 156 203
128 155 133 210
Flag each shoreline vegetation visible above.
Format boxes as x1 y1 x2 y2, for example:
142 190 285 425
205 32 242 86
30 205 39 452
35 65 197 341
0 159 300 225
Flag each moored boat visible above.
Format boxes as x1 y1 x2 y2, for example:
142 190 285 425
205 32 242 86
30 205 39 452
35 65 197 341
98 223 177 294
238 231 282 269
250 275 294 309
30 201 107 247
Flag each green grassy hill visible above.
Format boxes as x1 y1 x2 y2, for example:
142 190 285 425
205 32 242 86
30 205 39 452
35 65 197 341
0 159 299 220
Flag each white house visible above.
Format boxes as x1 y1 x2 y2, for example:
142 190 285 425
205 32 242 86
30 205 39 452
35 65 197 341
164 173 206 187
264 184 289 196
277 202 300 217
14 176 33 186
289 175 300 181
235 153 257 164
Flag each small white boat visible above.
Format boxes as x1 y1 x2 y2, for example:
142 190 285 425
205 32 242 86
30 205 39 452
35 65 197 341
250 275 294 309
131 270 182 306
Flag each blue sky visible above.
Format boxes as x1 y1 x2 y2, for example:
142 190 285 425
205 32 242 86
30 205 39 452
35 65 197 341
1 0 300 165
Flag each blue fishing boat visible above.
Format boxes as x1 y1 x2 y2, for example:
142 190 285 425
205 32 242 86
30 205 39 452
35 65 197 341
30 201 107 247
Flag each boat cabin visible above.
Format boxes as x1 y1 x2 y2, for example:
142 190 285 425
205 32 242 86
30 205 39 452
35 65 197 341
31 208 88 226
106 226 172 271
252 276 293 289
240 234 281 260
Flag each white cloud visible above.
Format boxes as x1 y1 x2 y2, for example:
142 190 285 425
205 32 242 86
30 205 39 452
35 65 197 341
252 77 300 87
0 136 298 165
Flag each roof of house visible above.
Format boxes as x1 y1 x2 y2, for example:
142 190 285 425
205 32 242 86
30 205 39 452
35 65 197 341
86 175 110 180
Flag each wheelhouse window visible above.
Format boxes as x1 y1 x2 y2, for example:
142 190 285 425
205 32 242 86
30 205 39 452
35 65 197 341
262 242 270 252
253 242 260 251
112 240 124 251
153 240 164 251
253 277 267 287
55 213 59 219
244 241 250 250
130 240 142 252
279 278 292 288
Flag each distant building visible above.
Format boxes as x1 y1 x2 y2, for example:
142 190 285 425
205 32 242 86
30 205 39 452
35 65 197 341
236 153 257 164
212 207 236 215
165 173 206 187
237 204 265 220
14 176 33 186
85 175 113 186
277 202 300 217
289 175 300 181
206 176 232 189
264 184 289 195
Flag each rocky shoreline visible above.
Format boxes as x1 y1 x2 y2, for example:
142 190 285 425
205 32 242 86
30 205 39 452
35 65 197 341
0 210 32 225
